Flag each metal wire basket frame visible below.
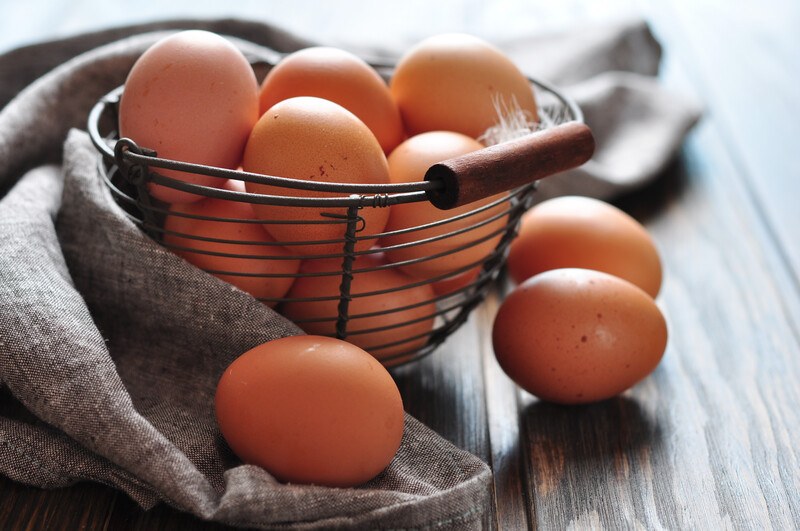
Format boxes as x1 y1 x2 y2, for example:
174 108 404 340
87 57 585 368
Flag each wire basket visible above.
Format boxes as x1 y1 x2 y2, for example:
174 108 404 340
87 56 593 368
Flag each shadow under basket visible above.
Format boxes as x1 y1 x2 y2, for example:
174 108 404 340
87 63 593 368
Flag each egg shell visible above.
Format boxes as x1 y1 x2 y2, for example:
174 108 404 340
280 255 436 364
507 196 663 298
258 46 404 154
389 33 538 138
119 30 259 204
431 266 482 296
492 268 668 405
380 131 509 280
242 97 390 255
215 335 405 487
162 179 300 306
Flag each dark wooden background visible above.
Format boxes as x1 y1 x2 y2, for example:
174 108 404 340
2 0 799 529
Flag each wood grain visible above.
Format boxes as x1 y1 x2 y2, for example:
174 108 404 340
0 477 117 530
516 139 800 529
479 291 533 530
649 0 800 284
511 3 800 522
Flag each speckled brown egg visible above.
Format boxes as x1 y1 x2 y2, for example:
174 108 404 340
492 268 668 404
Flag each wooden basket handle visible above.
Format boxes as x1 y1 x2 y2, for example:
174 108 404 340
424 121 595 210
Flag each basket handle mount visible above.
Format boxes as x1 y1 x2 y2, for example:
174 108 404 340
424 121 595 210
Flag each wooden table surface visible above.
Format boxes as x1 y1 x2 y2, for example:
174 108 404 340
2 1 799 529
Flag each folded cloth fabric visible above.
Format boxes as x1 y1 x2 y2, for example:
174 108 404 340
0 17 700 530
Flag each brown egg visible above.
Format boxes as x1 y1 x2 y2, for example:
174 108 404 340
119 30 259 204
492 268 668 404
242 97 390 256
162 179 299 306
380 131 509 280
259 47 404 154
507 196 663 298
215 335 405 487
431 266 482 296
389 33 537 138
281 255 436 364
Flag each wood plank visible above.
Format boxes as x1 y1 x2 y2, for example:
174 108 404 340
0 476 117 530
513 3 800 526
106 494 233 531
392 304 505 530
479 291 533 530
0 475 244 531
646 0 800 285
394 313 493 462
519 100 800 529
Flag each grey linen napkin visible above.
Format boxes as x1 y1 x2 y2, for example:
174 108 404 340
0 17 700 530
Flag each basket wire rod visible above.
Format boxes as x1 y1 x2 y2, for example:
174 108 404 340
145 205 353 227
153 214 364 256
148 171 430 208
334 199 362 341
125 148 441 197
366 280 495 361
118 209 148 230
330 311 441 339
137 192 515 259
88 76 584 166
369 206 524 281
375 204 516 262
135 188 524 265
280 255 501 316
257 254 499 308
324 288 488 337
283 250 503 341
101 163 138 207
161 242 305 262
114 138 162 242
362 328 438 355
87 86 124 162
351 289 493 360
141 197 510 258
254 203 524 306
369 188 515 241
285 224 507 300
89 94 438 199
382 341 443 367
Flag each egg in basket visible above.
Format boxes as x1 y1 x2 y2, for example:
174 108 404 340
87 30 594 367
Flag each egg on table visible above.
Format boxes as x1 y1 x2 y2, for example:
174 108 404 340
119 30 259 204
506 196 663 298
492 268 668 404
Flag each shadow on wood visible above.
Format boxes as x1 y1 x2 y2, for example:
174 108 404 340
519 394 664 525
